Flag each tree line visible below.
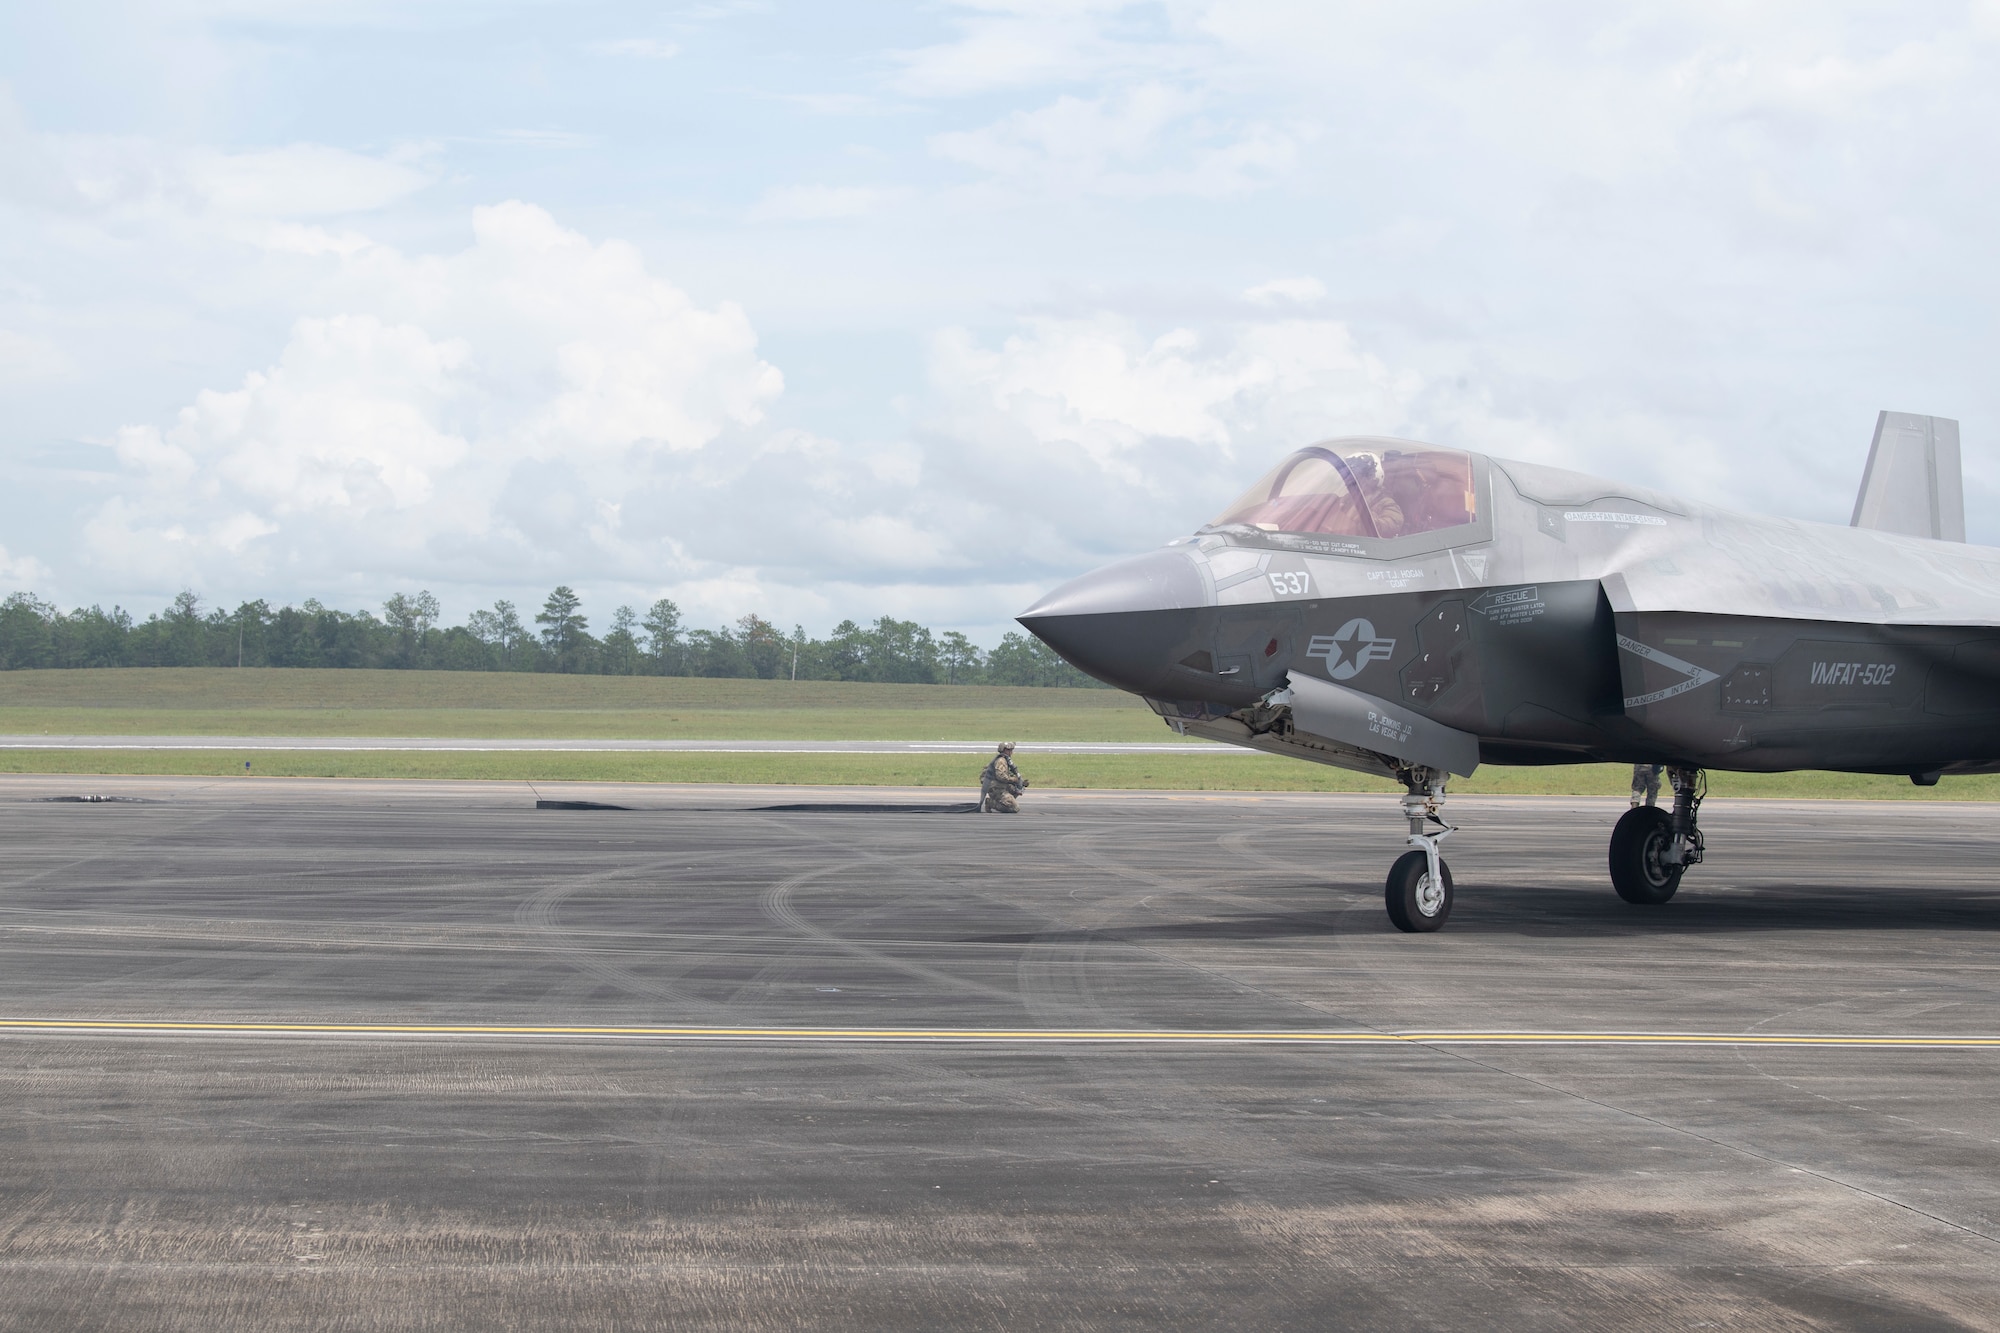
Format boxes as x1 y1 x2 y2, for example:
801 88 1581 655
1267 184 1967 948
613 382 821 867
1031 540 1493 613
0 587 1103 687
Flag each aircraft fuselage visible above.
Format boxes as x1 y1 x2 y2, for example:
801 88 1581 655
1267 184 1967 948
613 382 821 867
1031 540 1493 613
1020 427 1991 930
1022 442 2000 782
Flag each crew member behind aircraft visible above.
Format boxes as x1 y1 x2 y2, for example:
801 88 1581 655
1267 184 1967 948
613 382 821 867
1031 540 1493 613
980 742 1028 813
1630 763 1662 808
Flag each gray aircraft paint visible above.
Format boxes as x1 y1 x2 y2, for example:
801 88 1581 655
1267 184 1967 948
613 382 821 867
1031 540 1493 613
1853 411 1963 542
1020 421 1997 784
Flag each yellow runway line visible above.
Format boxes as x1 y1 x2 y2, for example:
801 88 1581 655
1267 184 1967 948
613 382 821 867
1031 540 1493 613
0 1019 1998 1048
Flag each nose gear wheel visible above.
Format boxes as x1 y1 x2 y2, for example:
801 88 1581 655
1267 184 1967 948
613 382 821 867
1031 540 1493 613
1385 765 1456 932
1386 849 1453 931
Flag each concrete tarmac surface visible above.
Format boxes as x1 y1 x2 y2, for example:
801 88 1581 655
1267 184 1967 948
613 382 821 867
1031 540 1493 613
2 774 1998 1330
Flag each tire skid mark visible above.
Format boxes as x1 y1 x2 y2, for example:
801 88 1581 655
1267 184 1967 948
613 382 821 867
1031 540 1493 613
0 839 752 970
515 855 738 1010
1023 824 1387 1194
1069 822 1373 925
1061 825 1261 904
733 820 1084 1117
1053 825 1383 1030
1100 810 2000 1252
759 864 1026 1008
715 813 919 1006
734 812 1035 1003
0 804 238 896
1217 827 1366 886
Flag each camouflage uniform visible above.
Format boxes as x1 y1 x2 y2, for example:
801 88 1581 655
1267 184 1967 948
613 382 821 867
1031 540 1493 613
980 751 1026 814
1630 763 1662 807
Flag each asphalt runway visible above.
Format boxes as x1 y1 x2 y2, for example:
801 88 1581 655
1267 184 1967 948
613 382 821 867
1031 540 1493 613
2 774 1998 1330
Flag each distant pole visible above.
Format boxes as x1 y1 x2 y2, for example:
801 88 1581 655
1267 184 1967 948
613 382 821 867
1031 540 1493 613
237 623 243 668
791 640 798 681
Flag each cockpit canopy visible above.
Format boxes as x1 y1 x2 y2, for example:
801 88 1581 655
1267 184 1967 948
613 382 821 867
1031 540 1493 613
1205 439 1478 542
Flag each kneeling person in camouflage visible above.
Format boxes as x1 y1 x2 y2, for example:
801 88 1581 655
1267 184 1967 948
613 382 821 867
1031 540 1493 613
980 742 1028 813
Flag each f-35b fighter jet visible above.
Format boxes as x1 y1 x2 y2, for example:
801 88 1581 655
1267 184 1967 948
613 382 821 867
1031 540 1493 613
1020 412 1978 933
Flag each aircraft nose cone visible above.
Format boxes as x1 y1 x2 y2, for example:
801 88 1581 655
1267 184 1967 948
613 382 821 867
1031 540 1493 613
1017 548 1207 695
1019 547 1206 620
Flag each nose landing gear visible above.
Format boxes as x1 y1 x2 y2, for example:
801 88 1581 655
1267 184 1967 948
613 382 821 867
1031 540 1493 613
1609 766 1704 904
1386 766 1455 932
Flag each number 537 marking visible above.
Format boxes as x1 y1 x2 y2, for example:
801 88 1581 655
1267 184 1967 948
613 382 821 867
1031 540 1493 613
1268 571 1311 596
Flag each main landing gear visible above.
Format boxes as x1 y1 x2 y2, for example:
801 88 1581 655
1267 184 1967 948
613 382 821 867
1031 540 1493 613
1609 766 1704 904
1385 766 1455 933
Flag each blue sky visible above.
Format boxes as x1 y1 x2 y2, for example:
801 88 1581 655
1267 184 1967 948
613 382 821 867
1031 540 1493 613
3 1 1997 640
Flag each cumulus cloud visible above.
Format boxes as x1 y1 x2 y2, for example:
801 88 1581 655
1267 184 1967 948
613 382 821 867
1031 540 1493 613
11 1 2000 625
87 203 784 596
590 307 1449 620
918 313 1426 566
79 190 1459 626
0 543 52 586
167 315 468 512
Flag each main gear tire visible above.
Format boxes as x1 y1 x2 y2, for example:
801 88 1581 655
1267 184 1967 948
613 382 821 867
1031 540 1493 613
1385 849 1453 933
1610 805 1683 904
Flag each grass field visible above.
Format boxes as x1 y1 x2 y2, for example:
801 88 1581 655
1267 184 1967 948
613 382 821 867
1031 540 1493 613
1 747 1991 799
0 668 1161 741
0 669 1142 713
0 668 1991 799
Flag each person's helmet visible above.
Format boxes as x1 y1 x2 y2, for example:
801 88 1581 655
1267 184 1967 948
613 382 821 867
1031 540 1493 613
997 742 1016 753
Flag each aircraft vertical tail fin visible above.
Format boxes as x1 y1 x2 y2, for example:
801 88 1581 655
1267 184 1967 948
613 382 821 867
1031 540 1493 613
1851 411 1964 541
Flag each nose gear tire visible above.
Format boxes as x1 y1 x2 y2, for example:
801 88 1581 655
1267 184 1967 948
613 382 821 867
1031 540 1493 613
1385 850 1453 933
1609 804 1683 904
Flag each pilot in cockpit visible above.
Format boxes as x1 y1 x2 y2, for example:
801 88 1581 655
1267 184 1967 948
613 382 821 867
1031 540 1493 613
1345 452 1407 539
1204 439 1476 545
